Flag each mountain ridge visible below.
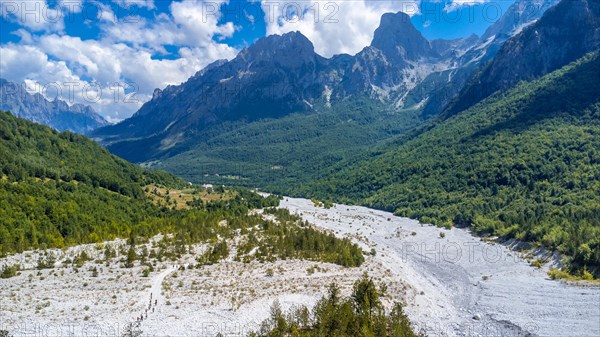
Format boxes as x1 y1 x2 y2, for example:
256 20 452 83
0 79 109 134
445 0 600 116
92 10 485 162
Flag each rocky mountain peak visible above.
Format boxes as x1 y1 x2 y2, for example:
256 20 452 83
371 11 436 61
152 88 163 101
238 31 318 68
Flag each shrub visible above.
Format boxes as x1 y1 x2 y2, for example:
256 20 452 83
548 267 572 280
252 274 422 337
0 264 20 279
531 259 543 269
36 254 56 269
121 323 142 337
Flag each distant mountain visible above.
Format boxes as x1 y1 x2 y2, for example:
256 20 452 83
331 11 447 102
372 12 438 61
92 11 473 162
0 79 109 134
446 0 599 115
94 32 327 145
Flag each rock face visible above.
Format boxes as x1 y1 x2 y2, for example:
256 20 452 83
418 0 563 117
480 0 561 41
446 0 599 116
0 79 109 134
92 1 564 162
371 12 437 63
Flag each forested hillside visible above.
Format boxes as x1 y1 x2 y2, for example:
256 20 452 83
0 111 182 253
0 112 364 268
303 52 600 277
151 97 421 189
0 111 182 196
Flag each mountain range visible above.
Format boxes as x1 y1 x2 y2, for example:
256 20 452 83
0 78 109 134
91 10 472 159
91 0 587 178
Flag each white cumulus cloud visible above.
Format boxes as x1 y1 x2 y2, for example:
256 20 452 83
0 0 65 32
260 0 421 57
0 0 239 121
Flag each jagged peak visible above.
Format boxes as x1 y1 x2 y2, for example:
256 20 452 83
244 31 315 55
370 11 435 61
236 30 319 68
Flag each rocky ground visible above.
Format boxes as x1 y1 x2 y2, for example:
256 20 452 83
279 197 600 337
1 197 598 337
0 230 408 337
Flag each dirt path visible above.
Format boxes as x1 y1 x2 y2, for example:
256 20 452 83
280 197 600 337
136 266 177 322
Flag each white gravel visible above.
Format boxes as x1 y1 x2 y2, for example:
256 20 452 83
279 197 600 337
2 197 598 337
0 220 407 337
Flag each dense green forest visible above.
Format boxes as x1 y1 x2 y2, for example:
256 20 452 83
150 97 423 189
301 52 600 277
0 111 178 253
0 112 363 268
251 274 423 337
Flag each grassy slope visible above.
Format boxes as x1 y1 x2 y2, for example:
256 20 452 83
302 52 600 276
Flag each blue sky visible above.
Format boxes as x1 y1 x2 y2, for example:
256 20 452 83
0 0 515 121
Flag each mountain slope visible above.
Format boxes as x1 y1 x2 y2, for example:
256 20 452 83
303 52 600 276
0 79 109 134
0 111 183 253
148 97 421 190
415 0 561 117
480 0 561 41
446 0 600 115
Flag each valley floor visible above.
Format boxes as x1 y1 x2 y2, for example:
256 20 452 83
0 234 407 336
1 198 598 337
279 197 600 337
